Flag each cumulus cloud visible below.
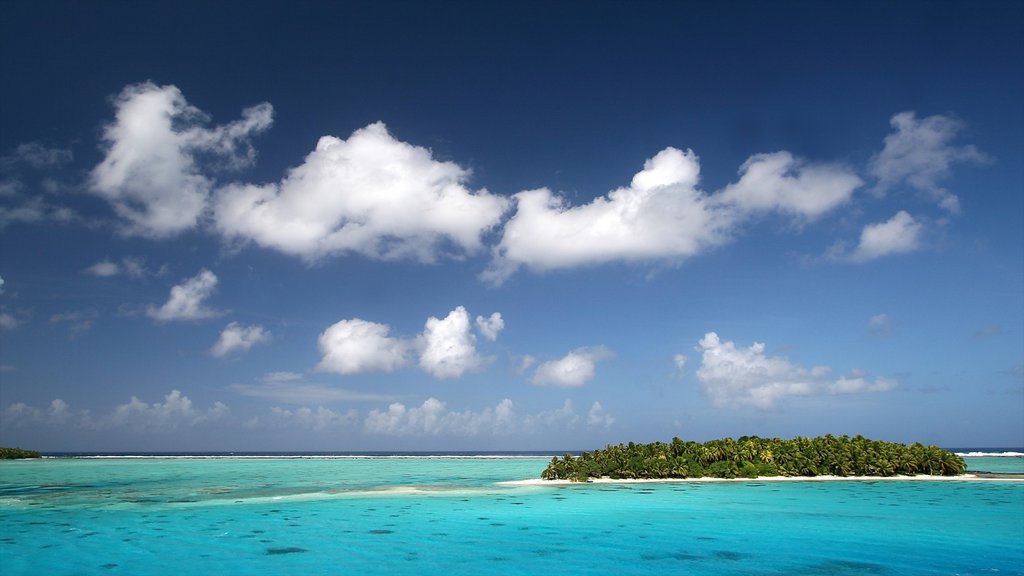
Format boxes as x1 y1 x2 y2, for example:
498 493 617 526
849 211 923 261
695 332 827 409
365 397 517 436
84 257 152 279
484 146 862 284
146 269 223 322
587 401 615 429
418 306 484 379
101 390 228 430
213 122 509 263
247 405 358 431
485 148 729 283
532 346 613 387
673 353 688 372
715 151 861 219
1 398 78 428
694 332 896 409
316 318 411 375
475 312 504 341
210 322 271 357
89 82 273 238
317 306 496 379
869 111 988 213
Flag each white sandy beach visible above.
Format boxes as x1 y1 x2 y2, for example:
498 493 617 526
499 474 1023 486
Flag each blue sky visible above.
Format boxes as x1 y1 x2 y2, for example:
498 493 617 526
1 0 1021 452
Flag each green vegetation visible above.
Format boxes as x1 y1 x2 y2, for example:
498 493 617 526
0 447 42 459
541 435 966 481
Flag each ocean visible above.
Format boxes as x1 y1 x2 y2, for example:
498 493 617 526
1 452 1021 575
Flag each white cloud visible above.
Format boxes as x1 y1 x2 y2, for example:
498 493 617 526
485 147 729 283
673 353 688 371
213 122 509 263
532 346 613 388
1 398 77 428
869 111 988 213
84 257 151 279
830 375 897 395
587 401 615 429
475 312 504 341
695 332 826 409
229 372 398 404
0 311 17 330
89 82 273 238
715 151 862 219
522 399 579 430
210 322 271 357
364 397 519 436
316 318 410 375
868 313 893 337
249 405 358 431
694 332 897 409
418 306 484 379
850 211 923 261
102 390 228 430
146 269 223 322
484 146 862 284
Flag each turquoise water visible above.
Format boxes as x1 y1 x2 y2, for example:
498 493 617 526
1 456 1022 575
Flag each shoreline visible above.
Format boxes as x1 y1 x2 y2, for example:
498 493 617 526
499 473 1024 486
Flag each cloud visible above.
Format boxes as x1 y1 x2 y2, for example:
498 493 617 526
89 82 273 238
587 401 615 429
213 122 509 263
484 146 861 284
868 313 893 337
1 398 78 428
522 399 579 430
695 332 827 409
146 269 223 322
365 397 517 436
0 195 77 229
50 308 99 334
247 405 359 431
0 311 17 330
229 372 398 404
210 322 271 357
316 318 411 375
849 211 923 261
829 375 897 394
715 151 861 219
484 148 729 283
418 306 485 379
84 257 152 279
101 390 228 430
475 312 504 341
694 332 897 409
7 142 73 169
869 111 988 213
532 346 613 387
673 353 688 372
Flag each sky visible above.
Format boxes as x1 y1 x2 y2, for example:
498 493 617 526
1 0 1021 452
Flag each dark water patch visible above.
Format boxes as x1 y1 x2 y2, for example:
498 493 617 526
100 563 118 569
490 523 505 527
713 550 749 560
798 560 890 574
251 529 264 534
266 546 307 555
369 529 393 535
641 551 702 561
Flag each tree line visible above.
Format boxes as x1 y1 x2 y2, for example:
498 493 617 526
0 447 41 459
541 435 966 481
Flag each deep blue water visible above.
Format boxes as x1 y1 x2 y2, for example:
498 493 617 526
1 455 1021 575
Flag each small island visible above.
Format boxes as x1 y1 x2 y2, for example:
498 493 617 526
541 435 966 482
0 447 42 459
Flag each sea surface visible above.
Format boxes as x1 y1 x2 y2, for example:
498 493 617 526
1 452 1022 575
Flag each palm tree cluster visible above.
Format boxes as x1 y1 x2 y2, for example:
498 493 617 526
541 435 966 481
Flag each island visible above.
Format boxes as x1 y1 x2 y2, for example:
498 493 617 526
541 435 966 482
0 447 42 459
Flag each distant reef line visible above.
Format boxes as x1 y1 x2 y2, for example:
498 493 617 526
540 435 967 482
